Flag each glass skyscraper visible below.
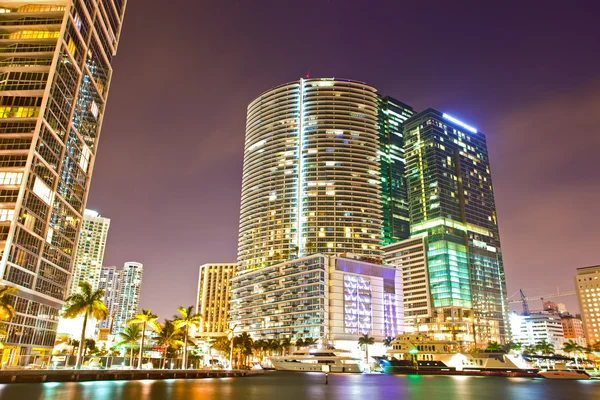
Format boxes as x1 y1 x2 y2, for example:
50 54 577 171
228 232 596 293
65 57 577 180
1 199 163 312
402 108 508 344
378 97 413 245
0 1 127 357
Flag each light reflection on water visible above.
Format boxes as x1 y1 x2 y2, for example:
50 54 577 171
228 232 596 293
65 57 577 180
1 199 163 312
0 372 598 400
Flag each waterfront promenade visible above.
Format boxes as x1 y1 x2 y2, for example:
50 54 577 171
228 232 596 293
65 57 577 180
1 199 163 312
0 369 260 384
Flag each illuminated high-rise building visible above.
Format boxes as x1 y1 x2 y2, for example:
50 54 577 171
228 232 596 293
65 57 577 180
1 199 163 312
196 263 236 334
111 261 142 334
398 108 508 345
0 1 127 357
97 264 118 331
68 209 110 295
378 97 413 244
575 265 600 344
238 78 416 272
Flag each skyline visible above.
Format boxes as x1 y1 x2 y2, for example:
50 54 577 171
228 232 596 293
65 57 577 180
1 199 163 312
87 0 600 320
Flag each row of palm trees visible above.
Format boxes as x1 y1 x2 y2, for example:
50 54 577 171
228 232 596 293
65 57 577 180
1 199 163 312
63 282 203 369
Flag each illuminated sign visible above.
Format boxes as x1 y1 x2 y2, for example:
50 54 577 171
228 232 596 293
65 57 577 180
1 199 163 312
442 113 477 133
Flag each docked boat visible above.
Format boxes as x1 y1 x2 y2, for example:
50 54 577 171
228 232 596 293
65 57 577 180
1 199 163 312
384 334 538 377
269 350 362 373
538 369 591 380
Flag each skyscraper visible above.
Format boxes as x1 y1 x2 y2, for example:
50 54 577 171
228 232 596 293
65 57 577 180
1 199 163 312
238 78 412 272
378 97 414 245
0 1 127 356
68 209 110 295
395 108 508 344
97 264 118 331
111 261 142 334
196 263 236 334
574 265 600 344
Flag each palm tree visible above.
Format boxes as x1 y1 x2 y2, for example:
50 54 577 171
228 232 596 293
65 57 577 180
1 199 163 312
280 338 292 356
303 337 317 348
128 309 161 369
486 341 501 351
267 339 281 356
234 333 253 367
62 282 108 369
535 339 555 369
155 320 184 369
295 338 305 348
173 306 202 369
358 334 375 363
0 285 17 321
383 337 393 348
117 324 142 367
562 340 582 368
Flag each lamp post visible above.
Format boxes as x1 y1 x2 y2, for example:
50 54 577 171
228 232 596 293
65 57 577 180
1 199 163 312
227 324 238 370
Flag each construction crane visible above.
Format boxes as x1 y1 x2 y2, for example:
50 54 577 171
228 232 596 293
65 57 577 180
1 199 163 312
508 289 576 315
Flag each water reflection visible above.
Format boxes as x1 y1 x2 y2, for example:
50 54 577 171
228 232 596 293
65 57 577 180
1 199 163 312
0 372 598 400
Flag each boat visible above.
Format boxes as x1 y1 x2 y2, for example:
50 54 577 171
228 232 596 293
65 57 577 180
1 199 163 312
269 350 362 373
383 334 538 377
538 369 591 380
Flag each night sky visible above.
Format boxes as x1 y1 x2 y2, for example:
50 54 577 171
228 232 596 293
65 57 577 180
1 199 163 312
87 0 600 320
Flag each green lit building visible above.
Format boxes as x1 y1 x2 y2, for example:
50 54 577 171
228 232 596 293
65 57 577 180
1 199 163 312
384 108 508 345
378 97 413 245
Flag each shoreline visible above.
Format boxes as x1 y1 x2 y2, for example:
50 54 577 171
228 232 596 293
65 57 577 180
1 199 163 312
0 369 263 384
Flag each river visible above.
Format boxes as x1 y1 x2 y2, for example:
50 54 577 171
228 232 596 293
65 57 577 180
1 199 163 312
0 371 598 399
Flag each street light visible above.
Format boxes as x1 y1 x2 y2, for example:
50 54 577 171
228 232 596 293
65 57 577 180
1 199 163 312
227 324 238 370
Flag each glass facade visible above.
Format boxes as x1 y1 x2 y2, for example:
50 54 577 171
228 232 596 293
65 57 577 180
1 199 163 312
403 108 508 344
378 96 413 245
0 1 127 353
196 263 236 334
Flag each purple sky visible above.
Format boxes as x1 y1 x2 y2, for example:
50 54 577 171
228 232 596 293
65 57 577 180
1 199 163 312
87 0 600 320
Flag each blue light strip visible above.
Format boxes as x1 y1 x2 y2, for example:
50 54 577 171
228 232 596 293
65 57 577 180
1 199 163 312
442 113 477 133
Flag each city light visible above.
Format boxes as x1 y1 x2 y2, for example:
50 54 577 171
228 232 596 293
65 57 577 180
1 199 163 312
442 113 478 133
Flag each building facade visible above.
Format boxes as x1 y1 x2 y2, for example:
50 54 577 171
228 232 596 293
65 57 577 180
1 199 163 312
575 265 600 344
230 254 402 347
196 263 236 334
509 312 564 349
68 209 110 295
561 314 585 340
378 97 413 245
97 264 118 331
111 261 142 334
0 0 127 357
399 108 508 345
238 78 387 272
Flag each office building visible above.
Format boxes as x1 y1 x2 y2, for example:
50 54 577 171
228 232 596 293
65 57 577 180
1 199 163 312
68 209 110 295
97 265 119 331
509 312 564 349
0 1 128 358
575 265 600 344
111 261 142 334
230 253 403 349
391 108 508 345
561 314 585 340
378 97 413 244
196 263 236 334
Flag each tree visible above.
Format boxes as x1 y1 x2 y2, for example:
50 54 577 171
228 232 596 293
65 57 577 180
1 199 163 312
383 337 393 348
535 340 555 355
267 339 281 356
173 306 202 369
155 320 184 369
295 338 305 348
62 282 108 369
281 337 292 356
303 338 317 347
233 333 253 367
128 309 161 369
358 334 375 363
84 338 96 357
501 341 521 353
562 340 582 368
486 341 501 351
0 285 17 321
117 324 142 367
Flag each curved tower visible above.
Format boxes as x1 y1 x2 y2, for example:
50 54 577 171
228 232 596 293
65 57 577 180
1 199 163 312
238 78 383 271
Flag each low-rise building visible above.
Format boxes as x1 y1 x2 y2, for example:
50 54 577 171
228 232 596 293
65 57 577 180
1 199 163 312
509 312 564 349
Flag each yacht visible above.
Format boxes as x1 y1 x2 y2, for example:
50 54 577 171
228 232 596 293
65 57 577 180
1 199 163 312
384 334 537 377
538 369 591 380
269 350 362 373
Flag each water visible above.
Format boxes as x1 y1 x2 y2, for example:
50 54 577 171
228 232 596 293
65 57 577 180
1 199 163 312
0 372 598 400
